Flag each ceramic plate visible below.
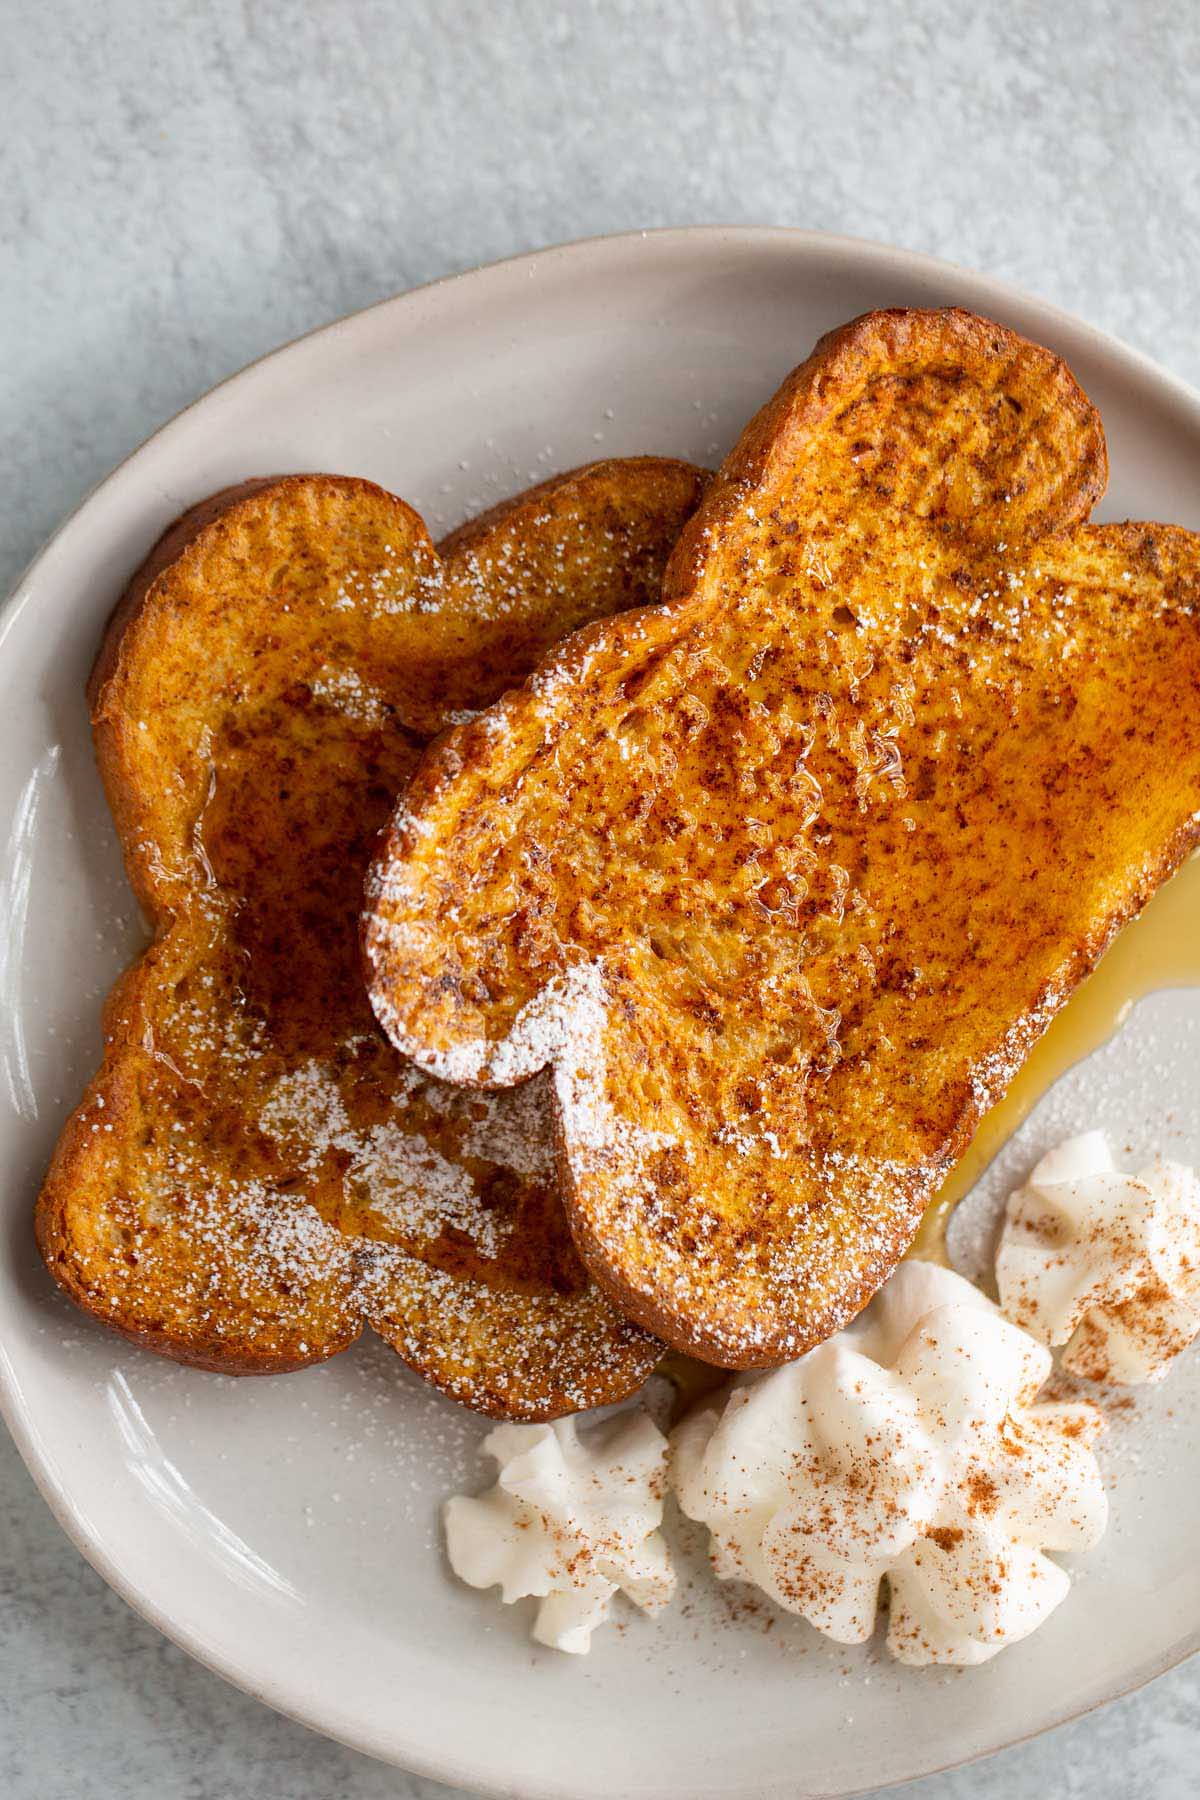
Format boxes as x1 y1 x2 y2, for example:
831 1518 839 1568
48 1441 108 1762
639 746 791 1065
2 229 1198 1799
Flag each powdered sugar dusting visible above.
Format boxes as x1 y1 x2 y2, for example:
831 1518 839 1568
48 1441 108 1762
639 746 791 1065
260 1059 352 1169
257 1053 548 1259
350 1123 507 1258
308 666 390 727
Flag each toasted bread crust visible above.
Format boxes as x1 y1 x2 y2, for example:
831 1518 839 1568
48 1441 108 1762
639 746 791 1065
38 461 705 1411
364 308 1200 1365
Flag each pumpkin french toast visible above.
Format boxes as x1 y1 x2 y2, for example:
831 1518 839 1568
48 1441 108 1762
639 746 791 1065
364 308 1200 1366
37 461 705 1417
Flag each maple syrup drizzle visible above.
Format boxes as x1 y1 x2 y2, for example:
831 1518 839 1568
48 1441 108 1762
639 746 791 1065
910 852 1200 1264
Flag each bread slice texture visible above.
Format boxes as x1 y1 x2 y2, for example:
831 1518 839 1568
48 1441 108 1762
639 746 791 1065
364 307 1200 1367
37 461 705 1416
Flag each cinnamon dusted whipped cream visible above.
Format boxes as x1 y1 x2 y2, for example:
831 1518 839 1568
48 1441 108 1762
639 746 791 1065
673 1262 1107 1665
444 1409 673 1654
996 1131 1200 1383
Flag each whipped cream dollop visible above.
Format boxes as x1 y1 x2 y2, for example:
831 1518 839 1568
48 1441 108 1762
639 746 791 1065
673 1262 1107 1665
996 1131 1200 1384
444 1409 674 1654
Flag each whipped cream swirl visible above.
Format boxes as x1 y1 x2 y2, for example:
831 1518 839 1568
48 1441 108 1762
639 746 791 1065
444 1409 674 1654
673 1262 1107 1665
996 1130 1200 1384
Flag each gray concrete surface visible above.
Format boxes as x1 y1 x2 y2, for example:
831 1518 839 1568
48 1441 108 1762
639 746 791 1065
3 0 1199 1793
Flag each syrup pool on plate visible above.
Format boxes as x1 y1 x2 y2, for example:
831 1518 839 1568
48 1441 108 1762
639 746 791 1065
910 851 1200 1263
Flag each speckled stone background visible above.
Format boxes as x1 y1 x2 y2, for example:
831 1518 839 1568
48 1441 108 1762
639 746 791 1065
4 1 1200 1794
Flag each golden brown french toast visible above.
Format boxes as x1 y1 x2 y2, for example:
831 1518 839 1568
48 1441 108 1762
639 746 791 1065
37 460 705 1416
365 307 1200 1367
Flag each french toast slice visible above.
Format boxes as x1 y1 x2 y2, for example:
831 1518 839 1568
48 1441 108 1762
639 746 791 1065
37 460 705 1416
365 307 1200 1367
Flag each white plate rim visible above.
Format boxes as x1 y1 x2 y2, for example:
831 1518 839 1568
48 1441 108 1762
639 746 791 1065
2 224 1198 1796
